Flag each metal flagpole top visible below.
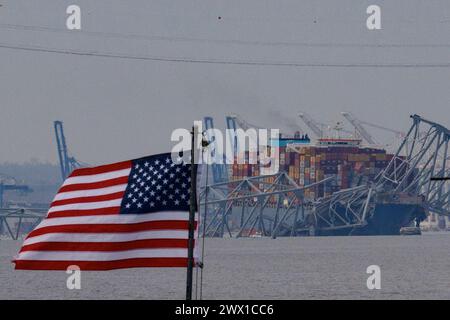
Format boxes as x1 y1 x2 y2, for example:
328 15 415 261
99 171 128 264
186 124 198 300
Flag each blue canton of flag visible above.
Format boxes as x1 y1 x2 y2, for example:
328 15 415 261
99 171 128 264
120 153 194 214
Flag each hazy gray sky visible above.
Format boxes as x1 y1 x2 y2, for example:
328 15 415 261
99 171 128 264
1 0 449 165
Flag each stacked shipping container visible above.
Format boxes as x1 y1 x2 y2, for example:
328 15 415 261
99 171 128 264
231 145 393 199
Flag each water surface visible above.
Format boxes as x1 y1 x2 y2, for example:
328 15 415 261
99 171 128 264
1 233 449 299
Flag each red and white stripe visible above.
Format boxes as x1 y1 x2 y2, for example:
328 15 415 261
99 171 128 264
14 160 198 271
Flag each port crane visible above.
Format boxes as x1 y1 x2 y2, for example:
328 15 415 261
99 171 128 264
358 120 405 139
229 113 266 131
298 112 325 138
226 114 264 154
0 174 31 208
340 112 378 145
228 112 299 142
340 111 407 151
203 117 228 183
54 121 85 181
299 112 353 138
230 113 303 135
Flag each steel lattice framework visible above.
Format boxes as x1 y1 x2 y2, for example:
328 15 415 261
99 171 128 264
304 114 450 234
200 114 450 237
0 208 46 240
375 114 450 216
199 172 333 237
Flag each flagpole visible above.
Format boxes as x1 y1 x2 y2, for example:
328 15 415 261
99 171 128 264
186 125 196 300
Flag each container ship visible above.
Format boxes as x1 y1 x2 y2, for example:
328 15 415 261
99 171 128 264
229 133 425 235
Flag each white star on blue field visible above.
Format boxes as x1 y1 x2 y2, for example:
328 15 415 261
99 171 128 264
120 153 193 214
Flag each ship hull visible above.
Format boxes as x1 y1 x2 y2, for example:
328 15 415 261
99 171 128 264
350 203 426 236
315 193 427 236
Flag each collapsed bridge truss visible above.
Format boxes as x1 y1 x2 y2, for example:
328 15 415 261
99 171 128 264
0 208 46 240
200 114 450 237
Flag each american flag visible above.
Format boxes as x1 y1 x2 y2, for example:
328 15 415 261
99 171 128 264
14 153 198 270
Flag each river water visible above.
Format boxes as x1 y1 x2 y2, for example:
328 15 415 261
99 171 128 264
1 233 449 299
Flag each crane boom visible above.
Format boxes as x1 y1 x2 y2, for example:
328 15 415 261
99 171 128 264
54 121 70 181
230 114 265 131
54 121 83 181
341 112 377 145
298 112 324 137
359 120 405 137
